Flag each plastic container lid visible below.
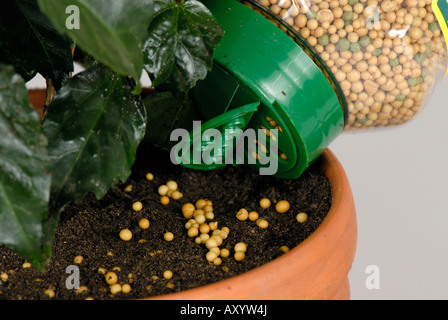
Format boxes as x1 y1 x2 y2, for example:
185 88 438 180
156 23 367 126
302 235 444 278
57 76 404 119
175 0 345 178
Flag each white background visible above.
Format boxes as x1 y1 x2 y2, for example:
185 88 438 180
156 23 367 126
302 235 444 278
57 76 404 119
331 77 448 300
27 66 448 300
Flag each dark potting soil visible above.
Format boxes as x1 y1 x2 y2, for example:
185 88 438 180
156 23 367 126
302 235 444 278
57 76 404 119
0 143 332 300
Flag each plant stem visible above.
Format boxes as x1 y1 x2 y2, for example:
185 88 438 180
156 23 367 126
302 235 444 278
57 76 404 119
42 77 56 121
42 42 76 122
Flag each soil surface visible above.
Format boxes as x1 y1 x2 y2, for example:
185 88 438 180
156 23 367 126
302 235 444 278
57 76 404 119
0 143 332 300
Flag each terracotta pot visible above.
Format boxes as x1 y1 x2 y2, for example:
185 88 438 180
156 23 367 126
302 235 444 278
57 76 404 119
28 89 46 120
28 89 357 300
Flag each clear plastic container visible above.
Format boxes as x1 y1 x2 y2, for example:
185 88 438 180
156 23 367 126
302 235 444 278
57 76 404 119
179 0 448 178
240 0 448 130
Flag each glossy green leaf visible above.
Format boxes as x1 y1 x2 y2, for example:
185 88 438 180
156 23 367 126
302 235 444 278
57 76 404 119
0 0 74 89
37 0 154 84
0 63 51 269
42 63 147 213
143 90 198 150
143 0 223 92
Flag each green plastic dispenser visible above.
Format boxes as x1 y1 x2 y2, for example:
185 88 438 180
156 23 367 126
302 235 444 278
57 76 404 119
174 0 347 179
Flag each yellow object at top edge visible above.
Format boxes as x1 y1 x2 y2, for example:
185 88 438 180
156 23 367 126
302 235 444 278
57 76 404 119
433 0 448 77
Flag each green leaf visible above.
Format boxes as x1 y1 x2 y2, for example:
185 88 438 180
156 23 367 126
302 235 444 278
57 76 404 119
143 90 198 150
42 63 147 213
0 0 74 89
143 0 223 92
37 0 154 83
0 63 51 269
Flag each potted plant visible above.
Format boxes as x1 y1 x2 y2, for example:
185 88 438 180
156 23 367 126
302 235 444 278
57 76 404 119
0 0 357 300
0 0 223 271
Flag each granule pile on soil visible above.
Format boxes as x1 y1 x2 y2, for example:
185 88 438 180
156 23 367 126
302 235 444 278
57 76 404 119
0 143 332 300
